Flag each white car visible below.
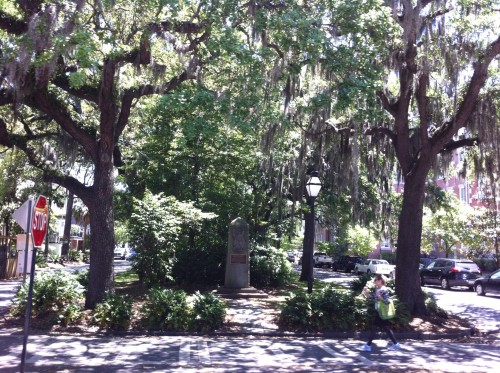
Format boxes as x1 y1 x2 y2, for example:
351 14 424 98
355 259 395 277
113 246 129 260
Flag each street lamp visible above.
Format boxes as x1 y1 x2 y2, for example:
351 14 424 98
305 171 322 293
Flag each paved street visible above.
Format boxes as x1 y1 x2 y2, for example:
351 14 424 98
1 263 499 372
1 333 499 372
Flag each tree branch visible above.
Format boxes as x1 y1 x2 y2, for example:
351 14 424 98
376 90 398 118
30 90 98 162
124 69 191 99
431 36 500 151
0 116 92 200
52 74 100 104
364 126 397 142
416 72 429 144
440 137 480 153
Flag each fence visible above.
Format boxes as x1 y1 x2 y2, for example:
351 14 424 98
0 236 18 280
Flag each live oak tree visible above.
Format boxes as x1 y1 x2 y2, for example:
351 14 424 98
369 0 500 314
0 0 230 307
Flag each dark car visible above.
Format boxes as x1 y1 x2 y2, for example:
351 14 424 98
474 269 500 296
331 255 363 273
420 259 481 290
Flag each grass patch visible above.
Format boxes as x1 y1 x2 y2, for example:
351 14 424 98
115 270 139 284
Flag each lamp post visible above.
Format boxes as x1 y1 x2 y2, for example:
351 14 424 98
305 171 322 293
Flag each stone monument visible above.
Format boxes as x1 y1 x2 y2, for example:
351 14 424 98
217 217 267 298
224 217 250 288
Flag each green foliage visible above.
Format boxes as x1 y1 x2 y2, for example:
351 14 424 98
279 275 412 332
10 271 84 325
68 249 83 262
350 273 373 293
172 240 226 285
422 290 447 318
190 291 227 332
128 190 216 288
140 288 191 331
93 293 133 330
250 244 294 287
343 225 378 257
278 286 365 332
74 270 89 292
35 254 48 268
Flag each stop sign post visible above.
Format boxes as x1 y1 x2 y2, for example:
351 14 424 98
20 195 48 373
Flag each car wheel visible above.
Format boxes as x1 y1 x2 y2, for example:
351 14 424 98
366 269 371 275
441 278 450 290
475 283 485 296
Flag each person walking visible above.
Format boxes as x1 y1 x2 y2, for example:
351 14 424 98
360 274 401 351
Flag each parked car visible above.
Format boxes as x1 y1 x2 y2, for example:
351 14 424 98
114 246 129 260
420 259 481 290
355 259 395 277
474 269 500 296
313 252 333 268
286 251 296 263
331 256 363 273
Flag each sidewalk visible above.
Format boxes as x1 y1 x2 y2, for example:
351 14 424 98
0 278 21 318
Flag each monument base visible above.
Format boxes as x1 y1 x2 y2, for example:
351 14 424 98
216 286 269 299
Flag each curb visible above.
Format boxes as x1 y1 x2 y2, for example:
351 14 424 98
0 326 475 340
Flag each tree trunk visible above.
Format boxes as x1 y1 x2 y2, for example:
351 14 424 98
61 192 74 257
85 156 115 309
395 170 428 315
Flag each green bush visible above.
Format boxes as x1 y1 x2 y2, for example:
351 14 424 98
190 291 227 332
74 270 89 291
278 292 313 330
141 288 191 331
350 273 373 293
10 271 84 325
128 190 215 288
279 286 366 332
172 237 226 286
35 254 48 268
93 293 133 330
68 249 83 262
423 289 447 317
250 244 294 287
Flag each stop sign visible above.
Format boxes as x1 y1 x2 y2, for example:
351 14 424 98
31 195 49 247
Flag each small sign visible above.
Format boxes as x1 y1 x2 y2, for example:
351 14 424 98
230 254 247 264
12 199 33 233
31 196 48 247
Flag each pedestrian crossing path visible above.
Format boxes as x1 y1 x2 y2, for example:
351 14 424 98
0 334 499 372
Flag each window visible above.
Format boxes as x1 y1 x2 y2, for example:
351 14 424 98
459 186 467 202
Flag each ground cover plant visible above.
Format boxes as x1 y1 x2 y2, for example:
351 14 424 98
10 271 85 326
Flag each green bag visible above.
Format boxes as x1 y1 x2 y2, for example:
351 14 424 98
378 299 396 320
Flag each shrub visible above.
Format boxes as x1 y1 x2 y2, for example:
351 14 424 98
350 273 372 293
35 254 48 268
68 249 83 262
423 289 447 317
128 190 215 288
10 271 84 325
190 291 227 332
93 293 133 330
279 286 365 332
74 270 89 291
141 288 191 331
250 244 294 287
278 292 314 331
